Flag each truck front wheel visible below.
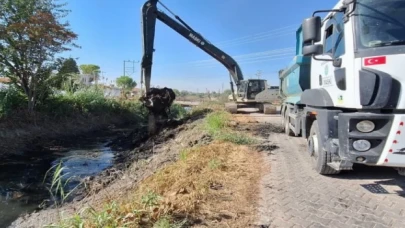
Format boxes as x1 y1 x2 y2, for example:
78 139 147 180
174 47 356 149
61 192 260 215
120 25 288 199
308 120 340 175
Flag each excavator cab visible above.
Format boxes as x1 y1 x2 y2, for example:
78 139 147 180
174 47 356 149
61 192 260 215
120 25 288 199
232 79 268 102
246 79 267 100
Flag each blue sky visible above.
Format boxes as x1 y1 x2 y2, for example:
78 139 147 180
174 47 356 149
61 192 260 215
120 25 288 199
62 0 336 92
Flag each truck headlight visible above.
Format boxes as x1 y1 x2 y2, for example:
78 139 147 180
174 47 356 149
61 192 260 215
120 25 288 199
353 140 371 152
356 120 375 133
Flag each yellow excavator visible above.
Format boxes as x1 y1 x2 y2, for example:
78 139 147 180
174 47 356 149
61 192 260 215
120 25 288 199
139 0 279 115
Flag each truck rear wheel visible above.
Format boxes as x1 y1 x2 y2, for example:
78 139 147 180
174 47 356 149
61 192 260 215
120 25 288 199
308 120 340 175
281 106 285 126
284 108 294 136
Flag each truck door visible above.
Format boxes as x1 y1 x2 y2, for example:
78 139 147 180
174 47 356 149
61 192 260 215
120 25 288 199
310 11 348 107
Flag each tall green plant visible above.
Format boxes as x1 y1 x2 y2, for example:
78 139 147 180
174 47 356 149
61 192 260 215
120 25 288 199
43 160 80 206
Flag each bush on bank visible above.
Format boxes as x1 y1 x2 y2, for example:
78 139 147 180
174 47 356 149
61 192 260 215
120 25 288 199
0 86 149 121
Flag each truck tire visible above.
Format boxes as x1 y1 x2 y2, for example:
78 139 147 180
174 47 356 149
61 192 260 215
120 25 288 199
308 120 340 175
263 104 277 114
281 106 285 126
284 108 294 136
257 103 264 113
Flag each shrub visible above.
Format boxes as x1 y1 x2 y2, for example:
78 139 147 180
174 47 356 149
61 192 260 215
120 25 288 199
0 86 26 117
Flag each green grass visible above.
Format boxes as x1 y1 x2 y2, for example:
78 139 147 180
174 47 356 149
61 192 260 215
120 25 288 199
203 110 256 145
218 131 257 145
204 111 231 134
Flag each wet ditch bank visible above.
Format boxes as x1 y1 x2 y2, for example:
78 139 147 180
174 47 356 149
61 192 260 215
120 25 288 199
5 109 211 228
0 121 147 228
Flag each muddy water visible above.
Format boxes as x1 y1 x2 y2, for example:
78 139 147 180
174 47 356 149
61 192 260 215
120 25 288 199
0 128 130 228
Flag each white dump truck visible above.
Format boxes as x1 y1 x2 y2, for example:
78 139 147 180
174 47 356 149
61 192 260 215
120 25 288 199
280 0 405 175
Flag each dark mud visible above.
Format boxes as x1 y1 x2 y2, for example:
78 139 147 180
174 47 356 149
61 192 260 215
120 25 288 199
0 121 145 228
232 121 281 155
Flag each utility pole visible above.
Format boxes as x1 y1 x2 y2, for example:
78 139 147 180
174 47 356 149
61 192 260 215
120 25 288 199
100 71 106 86
123 60 138 76
256 70 262 79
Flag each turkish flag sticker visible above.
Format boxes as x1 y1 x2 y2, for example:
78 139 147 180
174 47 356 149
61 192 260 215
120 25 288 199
364 56 386 66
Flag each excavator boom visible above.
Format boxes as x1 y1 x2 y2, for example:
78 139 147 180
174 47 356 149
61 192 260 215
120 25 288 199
140 0 244 92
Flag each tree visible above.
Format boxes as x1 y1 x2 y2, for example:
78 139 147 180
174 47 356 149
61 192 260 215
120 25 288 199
79 64 100 74
59 58 80 76
79 64 100 82
180 90 189 97
52 58 80 90
116 75 136 99
0 0 78 112
116 76 137 90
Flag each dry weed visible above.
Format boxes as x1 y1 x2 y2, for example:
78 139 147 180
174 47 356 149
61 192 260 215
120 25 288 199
55 141 263 227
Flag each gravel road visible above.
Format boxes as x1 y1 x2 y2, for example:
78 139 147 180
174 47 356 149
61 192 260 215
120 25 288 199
252 115 405 228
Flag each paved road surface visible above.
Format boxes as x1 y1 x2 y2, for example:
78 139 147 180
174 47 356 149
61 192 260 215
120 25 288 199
252 115 405 228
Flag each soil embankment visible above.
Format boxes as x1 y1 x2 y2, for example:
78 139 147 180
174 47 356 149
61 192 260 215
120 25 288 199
0 118 145 228
10 113 208 227
11 110 271 228
0 112 138 157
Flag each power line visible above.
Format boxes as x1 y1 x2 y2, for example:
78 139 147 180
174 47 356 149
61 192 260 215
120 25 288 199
192 52 294 67
154 47 295 68
214 24 298 46
189 47 295 65
198 55 294 69
220 31 295 48
216 29 297 48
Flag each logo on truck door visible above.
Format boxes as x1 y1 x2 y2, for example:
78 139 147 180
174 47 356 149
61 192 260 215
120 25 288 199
320 65 333 87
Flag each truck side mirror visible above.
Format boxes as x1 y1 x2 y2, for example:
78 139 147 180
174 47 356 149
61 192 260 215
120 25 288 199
303 44 323 56
343 0 355 5
302 16 322 43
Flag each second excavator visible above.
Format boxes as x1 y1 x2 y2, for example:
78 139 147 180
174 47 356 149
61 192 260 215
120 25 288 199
139 0 279 116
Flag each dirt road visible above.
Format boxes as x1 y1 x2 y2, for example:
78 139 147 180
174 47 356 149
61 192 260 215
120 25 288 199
245 113 405 228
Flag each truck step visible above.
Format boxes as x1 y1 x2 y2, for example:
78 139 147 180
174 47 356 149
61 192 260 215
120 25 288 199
327 161 353 171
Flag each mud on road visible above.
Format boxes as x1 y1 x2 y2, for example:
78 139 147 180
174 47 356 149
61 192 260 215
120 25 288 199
243 115 405 228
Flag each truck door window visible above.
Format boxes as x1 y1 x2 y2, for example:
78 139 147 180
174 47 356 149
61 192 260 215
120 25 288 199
323 12 346 58
324 25 334 54
333 12 346 58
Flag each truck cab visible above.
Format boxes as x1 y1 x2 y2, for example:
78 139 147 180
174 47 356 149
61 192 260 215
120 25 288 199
281 0 405 175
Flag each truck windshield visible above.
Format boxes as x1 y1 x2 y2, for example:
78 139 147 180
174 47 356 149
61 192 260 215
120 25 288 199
355 0 405 48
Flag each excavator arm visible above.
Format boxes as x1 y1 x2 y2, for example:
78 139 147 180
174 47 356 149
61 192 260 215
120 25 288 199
140 0 244 94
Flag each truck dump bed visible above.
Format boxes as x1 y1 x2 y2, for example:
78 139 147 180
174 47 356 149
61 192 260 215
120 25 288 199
279 26 311 105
